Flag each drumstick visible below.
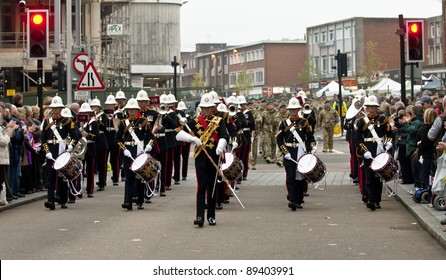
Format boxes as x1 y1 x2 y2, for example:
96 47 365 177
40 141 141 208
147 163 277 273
211 154 222 199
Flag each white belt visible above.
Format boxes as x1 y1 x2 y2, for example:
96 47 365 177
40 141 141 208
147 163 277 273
164 129 176 132
285 142 299 148
364 137 383 142
87 140 95 144
243 128 251 131
47 139 65 144
155 133 166 138
124 141 139 146
106 127 115 131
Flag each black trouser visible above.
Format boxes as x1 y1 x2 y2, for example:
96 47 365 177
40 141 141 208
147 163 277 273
96 148 108 188
155 149 169 192
284 163 304 204
165 147 174 187
196 164 217 220
398 145 413 183
181 142 191 178
84 154 96 195
411 154 422 188
47 159 68 204
0 164 12 199
172 145 181 182
363 158 383 203
109 145 120 183
123 156 144 205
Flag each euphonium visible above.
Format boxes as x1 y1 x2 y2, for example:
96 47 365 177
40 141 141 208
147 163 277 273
158 104 168 115
302 103 312 115
228 103 237 116
71 137 88 160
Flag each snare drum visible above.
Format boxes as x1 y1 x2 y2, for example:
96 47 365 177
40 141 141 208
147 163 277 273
297 154 326 183
53 152 81 181
221 152 244 182
130 153 161 183
370 152 398 182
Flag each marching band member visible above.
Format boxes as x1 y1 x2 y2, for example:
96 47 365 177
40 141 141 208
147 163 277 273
176 93 229 227
41 96 79 210
115 98 155 210
356 95 394 211
104 94 120 186
114 90 127 182
237 95 255 181
77 102 99 198
90 98 109 191
276 97 316 211
176 100 191 181
166 93 181 186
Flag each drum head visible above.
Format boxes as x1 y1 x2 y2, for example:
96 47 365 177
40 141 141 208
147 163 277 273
221 153 234 171
131 153 148 171
297 154 317 173
53 152 70 170
371 153 389 171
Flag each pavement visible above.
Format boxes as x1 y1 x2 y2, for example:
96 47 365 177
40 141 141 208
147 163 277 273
1 143 446 250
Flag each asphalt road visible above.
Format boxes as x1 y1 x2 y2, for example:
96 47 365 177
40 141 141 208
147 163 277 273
1 137 445 260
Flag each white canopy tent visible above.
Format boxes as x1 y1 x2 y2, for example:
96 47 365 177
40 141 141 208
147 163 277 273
367 78 401 95
315 81 347 98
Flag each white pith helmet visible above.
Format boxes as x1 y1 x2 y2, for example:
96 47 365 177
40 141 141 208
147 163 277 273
287 97 302 110
61 107 72 118
364 95 379 107
217 103 228 113
166 93 178 104
177 100 187 110
115 90 126 100
198 93 216 108
209 90 221 104
105 94 118 105
123 98 141 110
136 90 150 101
90 97 101 108
50 96 65 108
236 95 247 105
79 102 93 113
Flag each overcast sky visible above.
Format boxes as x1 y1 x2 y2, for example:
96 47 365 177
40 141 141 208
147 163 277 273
180 0 442 51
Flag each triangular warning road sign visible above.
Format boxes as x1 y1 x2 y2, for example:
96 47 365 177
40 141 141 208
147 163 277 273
76 62 106 91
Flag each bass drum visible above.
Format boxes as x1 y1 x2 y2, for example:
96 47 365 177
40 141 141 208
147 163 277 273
297 154 326 183
53 152 81 181
370 152 398 182
130 153 161 183
221 152 243 182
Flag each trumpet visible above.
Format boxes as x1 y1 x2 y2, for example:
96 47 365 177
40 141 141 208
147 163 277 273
158 104 168 115
228 103 238 116
302 103 312 115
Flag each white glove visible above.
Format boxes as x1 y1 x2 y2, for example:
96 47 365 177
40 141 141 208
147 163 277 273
385 142 393 151
144 144 152 153
123 149 132 158
231 141 238 151
191 136 202 146
66 145 73 152
216 138 227 156
364 151 372 159
45 152 54 160
284 153 292 161
311 146 317 154
179 117 187 125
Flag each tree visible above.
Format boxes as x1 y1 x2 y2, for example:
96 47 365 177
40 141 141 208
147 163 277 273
297 59 322 92
361 41 387 86
191 73 206 87
232 69 253 96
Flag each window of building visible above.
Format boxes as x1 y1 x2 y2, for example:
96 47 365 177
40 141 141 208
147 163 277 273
436 46 442 64
436 22 441 38
314 57 320 70
429 47 435 64
430 23 435 38
314 33 319 44
321 56 327 74
230 72 237 87
258 49 264 60
329 30 334 41
240 53 245 63
329 55 335 73
255 69 264 85
321 32 327 43
344 26 351 39
336 28 343 39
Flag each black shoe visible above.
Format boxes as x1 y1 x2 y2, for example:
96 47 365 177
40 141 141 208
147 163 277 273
44 201 55 210
296 203 303 209
194 216 204 227
288 202 297 211
12 195 18 200
61 204 67 209
223 199 230 204
216 204 223 210
242 177 247 181
362 196 368 203
174 181 180 185
367 202 376 211
182 177 187 181
353 178 359 184
87 193 93 198
113 182 119 186
375 203 381 209
6 197 13 202
77 194 83 199
440 218 446 225
121 203 132 210
303 192 309 197
137 204 144 210
68 199 75 204
166 186 172 190
145 199 152 204
17 192 25 197
160 192 166 197
208 217 216 226
97 187 104 191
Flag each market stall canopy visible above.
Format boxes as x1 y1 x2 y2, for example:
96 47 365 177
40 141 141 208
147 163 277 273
315 81 347 98
423 75 443 91
367 78 401 94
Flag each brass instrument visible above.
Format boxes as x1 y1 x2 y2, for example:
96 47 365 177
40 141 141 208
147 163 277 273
158 104 168 115
228 103 238 116
346 97 365 120
71 137 88 160
302 103 312 115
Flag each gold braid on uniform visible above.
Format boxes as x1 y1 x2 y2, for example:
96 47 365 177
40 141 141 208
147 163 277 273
356 143 368 158
118 142 126 151
279 144 288 155
43 143 50 153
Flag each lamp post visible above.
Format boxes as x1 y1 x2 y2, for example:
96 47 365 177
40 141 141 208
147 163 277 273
171 56 179 98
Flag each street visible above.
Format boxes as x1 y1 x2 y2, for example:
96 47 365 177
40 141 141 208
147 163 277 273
0 138 445 260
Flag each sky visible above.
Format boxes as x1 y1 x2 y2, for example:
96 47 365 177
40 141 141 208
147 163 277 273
180 0 442 51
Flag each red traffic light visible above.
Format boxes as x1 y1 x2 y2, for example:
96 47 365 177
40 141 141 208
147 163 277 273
31 13 44 25
406 20 424 62
408 22 420 34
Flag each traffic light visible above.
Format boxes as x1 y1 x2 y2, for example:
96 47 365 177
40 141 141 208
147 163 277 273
406 20 424 62
52 61 66 91
336 52 348 78
0 71 4 98
27 9 49 59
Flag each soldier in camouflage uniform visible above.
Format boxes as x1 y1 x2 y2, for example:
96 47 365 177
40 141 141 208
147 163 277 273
274 104 288 167
318 100 339 152
250 100 264 170
261 102 278 163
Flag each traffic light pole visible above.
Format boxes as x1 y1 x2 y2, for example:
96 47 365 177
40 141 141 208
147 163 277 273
399 15 407 105
37 59 43 120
